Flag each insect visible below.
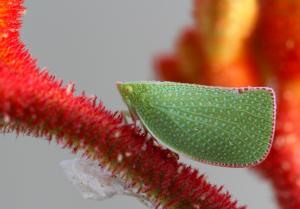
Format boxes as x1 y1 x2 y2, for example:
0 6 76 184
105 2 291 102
117 81 276 167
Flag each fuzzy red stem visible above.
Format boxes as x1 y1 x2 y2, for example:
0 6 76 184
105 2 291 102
0 0 245 208
0 61 245 209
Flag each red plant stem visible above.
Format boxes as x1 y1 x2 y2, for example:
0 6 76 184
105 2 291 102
0 0 36 75
0 0 246 208
0 61 245 209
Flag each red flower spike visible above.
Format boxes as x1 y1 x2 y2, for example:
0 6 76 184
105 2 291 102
193 0 258 65
154 0 300 208
206 49 261 87
154 53 182 82
174 27 208 84
256 79 300 209
193 0 260 87
0 60 245 209
154 27 209 84
256 0 300 80
155 1 260 87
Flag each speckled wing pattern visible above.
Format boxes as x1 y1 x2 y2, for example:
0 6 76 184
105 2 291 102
117 81 276 167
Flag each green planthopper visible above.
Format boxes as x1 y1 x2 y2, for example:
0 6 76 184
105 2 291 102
117 81 276 167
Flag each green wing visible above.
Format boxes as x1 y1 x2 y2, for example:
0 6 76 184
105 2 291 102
118 82 276 167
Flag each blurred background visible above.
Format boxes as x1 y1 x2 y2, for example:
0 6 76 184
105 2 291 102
0 0 278 208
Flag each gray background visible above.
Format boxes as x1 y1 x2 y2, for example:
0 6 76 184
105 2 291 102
0 0 278 208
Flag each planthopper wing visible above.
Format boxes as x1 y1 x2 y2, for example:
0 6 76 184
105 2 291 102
117 81 276 167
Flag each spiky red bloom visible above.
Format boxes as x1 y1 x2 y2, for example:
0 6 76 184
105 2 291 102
154 14 260 87
256 80 300 209
154 1 300 209
154 53 182 82
257 0 300 80
154 27 209 84
0 1 246 208
251 1 300 208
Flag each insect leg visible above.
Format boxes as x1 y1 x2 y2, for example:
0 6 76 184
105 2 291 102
121 110 131 124
121 109 141 126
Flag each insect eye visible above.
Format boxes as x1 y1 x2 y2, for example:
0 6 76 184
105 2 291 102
124 85 133 94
